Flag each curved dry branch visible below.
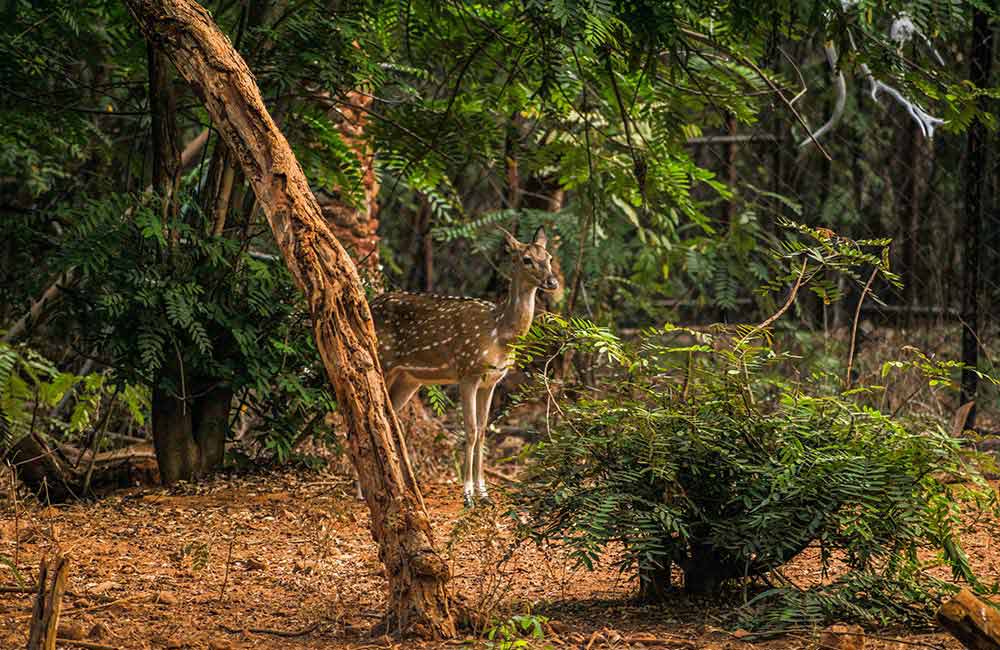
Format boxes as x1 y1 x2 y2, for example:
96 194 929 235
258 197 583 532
799 42 847 148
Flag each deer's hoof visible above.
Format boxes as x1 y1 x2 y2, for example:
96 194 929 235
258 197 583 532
477 493 495 507
463 492 476 509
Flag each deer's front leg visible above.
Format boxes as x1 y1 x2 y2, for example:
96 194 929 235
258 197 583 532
459 378 481 507
474 384 497 503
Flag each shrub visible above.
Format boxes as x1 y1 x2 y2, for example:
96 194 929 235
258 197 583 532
54 193 336 461
512 226 998 630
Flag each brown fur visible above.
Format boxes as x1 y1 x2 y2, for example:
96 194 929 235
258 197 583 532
370 227 558 504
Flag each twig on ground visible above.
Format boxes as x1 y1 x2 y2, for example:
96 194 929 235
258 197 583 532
785 629 946 650
53 594 146 618
219 621 320 638
53 641 120 650
218 534 235 602
0 585 81 597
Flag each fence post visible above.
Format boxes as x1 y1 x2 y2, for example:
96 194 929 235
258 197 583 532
960 9 994 429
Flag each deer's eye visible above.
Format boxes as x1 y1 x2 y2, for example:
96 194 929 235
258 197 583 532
522 256 533 266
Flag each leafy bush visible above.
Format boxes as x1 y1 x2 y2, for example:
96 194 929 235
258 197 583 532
513 227 998 630
54 193 335 460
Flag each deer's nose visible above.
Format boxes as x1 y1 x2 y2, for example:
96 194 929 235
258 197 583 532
542 277 559 291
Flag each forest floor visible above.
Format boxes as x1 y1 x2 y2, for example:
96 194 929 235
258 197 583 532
1 463 998 650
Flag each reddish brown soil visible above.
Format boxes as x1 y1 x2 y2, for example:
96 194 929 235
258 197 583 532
0 468 996 650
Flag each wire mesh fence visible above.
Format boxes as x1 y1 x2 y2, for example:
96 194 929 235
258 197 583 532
685 22 998 424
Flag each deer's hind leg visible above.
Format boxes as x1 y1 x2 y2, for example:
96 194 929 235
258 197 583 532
459 377 481 507
388 373 421 412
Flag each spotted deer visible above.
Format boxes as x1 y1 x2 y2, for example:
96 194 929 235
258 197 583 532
369 226 559 506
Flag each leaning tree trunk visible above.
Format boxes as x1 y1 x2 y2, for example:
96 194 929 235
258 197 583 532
123 0 455 638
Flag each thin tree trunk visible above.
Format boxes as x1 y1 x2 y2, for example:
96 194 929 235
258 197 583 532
422 220 434 293
211 148 238 236
724 113 737 227
151 361 199 485
149 36 202 484
123 0 455 637
960 11 994 428
408 198 434 293
148 42 181 238
192 380 231 472
317 89 381 280
899 121 923 327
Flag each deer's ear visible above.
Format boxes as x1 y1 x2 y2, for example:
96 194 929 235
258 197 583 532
498 226 521 251
532 226 548 249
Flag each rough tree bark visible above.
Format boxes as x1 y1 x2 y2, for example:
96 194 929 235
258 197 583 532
123 0 455 637
26 555 70 650
148 42 180 228
937 589 1000 650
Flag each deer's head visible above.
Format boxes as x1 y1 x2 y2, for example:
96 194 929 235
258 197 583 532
502 226 559 293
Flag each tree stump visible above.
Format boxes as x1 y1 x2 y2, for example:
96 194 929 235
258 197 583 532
937 589 1000 650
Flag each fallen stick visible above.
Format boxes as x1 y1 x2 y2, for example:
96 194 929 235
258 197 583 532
485 467 518 484
18 593 148 620
219 622 320 638
59 594 146 617
54 641 120 650
0 585 81 598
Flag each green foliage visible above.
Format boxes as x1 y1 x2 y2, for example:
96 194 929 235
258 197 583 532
54 192 334 459
484 613 550 650
1 0 995 487
513 227 996 630
515 316 996 629
0 342 106 448
424 385 455 417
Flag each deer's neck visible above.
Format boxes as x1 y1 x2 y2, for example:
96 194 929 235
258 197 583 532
496 275 538 343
